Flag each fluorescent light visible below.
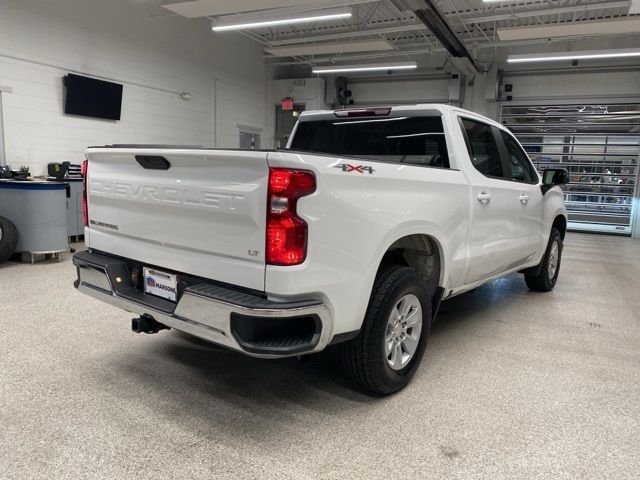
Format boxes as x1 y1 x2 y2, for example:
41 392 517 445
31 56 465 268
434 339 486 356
165 0 331 18
265 39 392 57
212 8 351 31
508 48 640 63
312 61 418 74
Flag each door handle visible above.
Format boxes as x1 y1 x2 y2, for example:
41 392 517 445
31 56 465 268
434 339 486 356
477 192 492 204
519 194 529 204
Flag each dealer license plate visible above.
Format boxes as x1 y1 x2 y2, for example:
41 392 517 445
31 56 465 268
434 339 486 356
143 267 178 302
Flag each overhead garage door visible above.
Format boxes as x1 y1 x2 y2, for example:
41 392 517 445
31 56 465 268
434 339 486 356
500 103 639 235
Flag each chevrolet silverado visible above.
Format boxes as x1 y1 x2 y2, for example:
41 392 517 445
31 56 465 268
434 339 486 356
73 104 569 395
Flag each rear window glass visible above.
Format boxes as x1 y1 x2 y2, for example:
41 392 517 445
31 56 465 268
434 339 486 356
288 116 449 168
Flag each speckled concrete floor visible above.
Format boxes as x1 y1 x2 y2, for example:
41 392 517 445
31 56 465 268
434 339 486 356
1 233 639 480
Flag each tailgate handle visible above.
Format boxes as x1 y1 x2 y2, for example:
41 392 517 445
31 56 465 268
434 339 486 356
135 155 171 170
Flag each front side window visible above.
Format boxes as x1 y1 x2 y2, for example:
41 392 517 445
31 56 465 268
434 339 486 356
289 116 449 168
460 118 504 178
500 131 538 183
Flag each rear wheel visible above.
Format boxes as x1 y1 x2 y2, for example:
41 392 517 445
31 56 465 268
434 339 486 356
340 265 431 396
0 216 18 264
525 228 563 292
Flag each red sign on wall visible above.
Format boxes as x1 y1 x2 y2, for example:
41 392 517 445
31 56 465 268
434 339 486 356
281 98 294 111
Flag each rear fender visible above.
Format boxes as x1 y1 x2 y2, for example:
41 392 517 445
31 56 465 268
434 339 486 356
358 224 449 313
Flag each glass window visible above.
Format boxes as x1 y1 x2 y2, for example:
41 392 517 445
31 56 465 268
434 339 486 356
461 119 504 178
289 116 449 168
501 131 537 183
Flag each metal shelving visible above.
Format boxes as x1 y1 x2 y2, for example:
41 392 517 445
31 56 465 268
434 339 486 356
500 103 640 235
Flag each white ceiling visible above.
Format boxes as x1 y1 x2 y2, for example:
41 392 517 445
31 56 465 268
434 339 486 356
162 0 345 17
146 0 640 69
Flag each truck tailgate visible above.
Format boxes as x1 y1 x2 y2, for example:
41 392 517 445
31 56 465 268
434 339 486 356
85 148 269 291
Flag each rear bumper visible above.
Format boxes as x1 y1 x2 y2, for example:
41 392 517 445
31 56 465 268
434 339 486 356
72 251 332 358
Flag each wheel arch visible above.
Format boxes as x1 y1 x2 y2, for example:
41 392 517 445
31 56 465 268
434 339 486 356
373 231 446 298
552 214 567 239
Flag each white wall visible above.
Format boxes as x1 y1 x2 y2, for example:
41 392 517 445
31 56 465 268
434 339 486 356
265 77 328 145
216 77 272 148
270 78 328 111
273 65 640 123
461 73 499 120
346 76 451 105
502 68 640 103
0 0 271 175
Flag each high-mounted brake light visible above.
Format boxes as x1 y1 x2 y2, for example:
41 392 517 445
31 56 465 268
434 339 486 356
266 168 316 266
82 159 89 227
334 108 391 118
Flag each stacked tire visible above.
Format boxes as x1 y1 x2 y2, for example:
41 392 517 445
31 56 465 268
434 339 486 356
0 216 18 264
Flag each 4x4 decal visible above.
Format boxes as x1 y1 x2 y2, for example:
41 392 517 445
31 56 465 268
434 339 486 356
334 164 375 174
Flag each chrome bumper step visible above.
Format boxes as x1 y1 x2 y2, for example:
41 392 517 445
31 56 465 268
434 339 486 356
72 251 332 357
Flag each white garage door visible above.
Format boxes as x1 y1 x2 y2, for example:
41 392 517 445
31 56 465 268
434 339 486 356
500 103 639 235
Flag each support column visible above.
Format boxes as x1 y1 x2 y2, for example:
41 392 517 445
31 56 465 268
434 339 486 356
0 85 13 166
632 181 640 239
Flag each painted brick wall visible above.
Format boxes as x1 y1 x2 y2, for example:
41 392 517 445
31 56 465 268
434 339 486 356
0 0 270 176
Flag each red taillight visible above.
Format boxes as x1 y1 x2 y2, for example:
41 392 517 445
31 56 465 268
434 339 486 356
82 159 88 227
266 168 316 266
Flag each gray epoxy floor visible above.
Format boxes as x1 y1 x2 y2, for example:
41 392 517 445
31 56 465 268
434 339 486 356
1 233 639 480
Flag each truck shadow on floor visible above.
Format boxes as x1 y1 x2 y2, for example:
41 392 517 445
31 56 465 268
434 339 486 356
434 274 534 332
106 275 532 435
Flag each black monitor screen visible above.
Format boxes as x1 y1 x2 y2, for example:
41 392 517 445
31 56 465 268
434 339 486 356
64 74 123 121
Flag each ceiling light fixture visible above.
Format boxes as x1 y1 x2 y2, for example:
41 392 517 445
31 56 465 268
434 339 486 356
211 7 351 32
165 0 334 18
312 61 418 74
507 48 640 63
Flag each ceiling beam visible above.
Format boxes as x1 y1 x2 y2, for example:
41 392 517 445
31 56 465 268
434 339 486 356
264 39 393 57
270 23 427 45
264 30 640 65
267 1 629 47
464 1 630 24
407 0 480 73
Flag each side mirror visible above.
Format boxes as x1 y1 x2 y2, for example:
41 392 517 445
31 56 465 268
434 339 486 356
541 168 569 194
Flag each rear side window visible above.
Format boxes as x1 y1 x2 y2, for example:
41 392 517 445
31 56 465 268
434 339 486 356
460 118 504 178
500 131 538 183
289 116 449 168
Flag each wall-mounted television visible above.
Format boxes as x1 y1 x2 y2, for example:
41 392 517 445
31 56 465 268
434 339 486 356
63 74 123 121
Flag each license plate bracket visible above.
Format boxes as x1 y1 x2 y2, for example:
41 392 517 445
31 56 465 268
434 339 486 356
143 267 178 302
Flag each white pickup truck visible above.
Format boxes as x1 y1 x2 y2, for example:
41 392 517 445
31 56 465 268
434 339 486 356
73 104 568 395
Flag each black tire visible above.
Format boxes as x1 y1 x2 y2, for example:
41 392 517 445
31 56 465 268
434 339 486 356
0 216 18 264
525 228 563 292
340 265 432 396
